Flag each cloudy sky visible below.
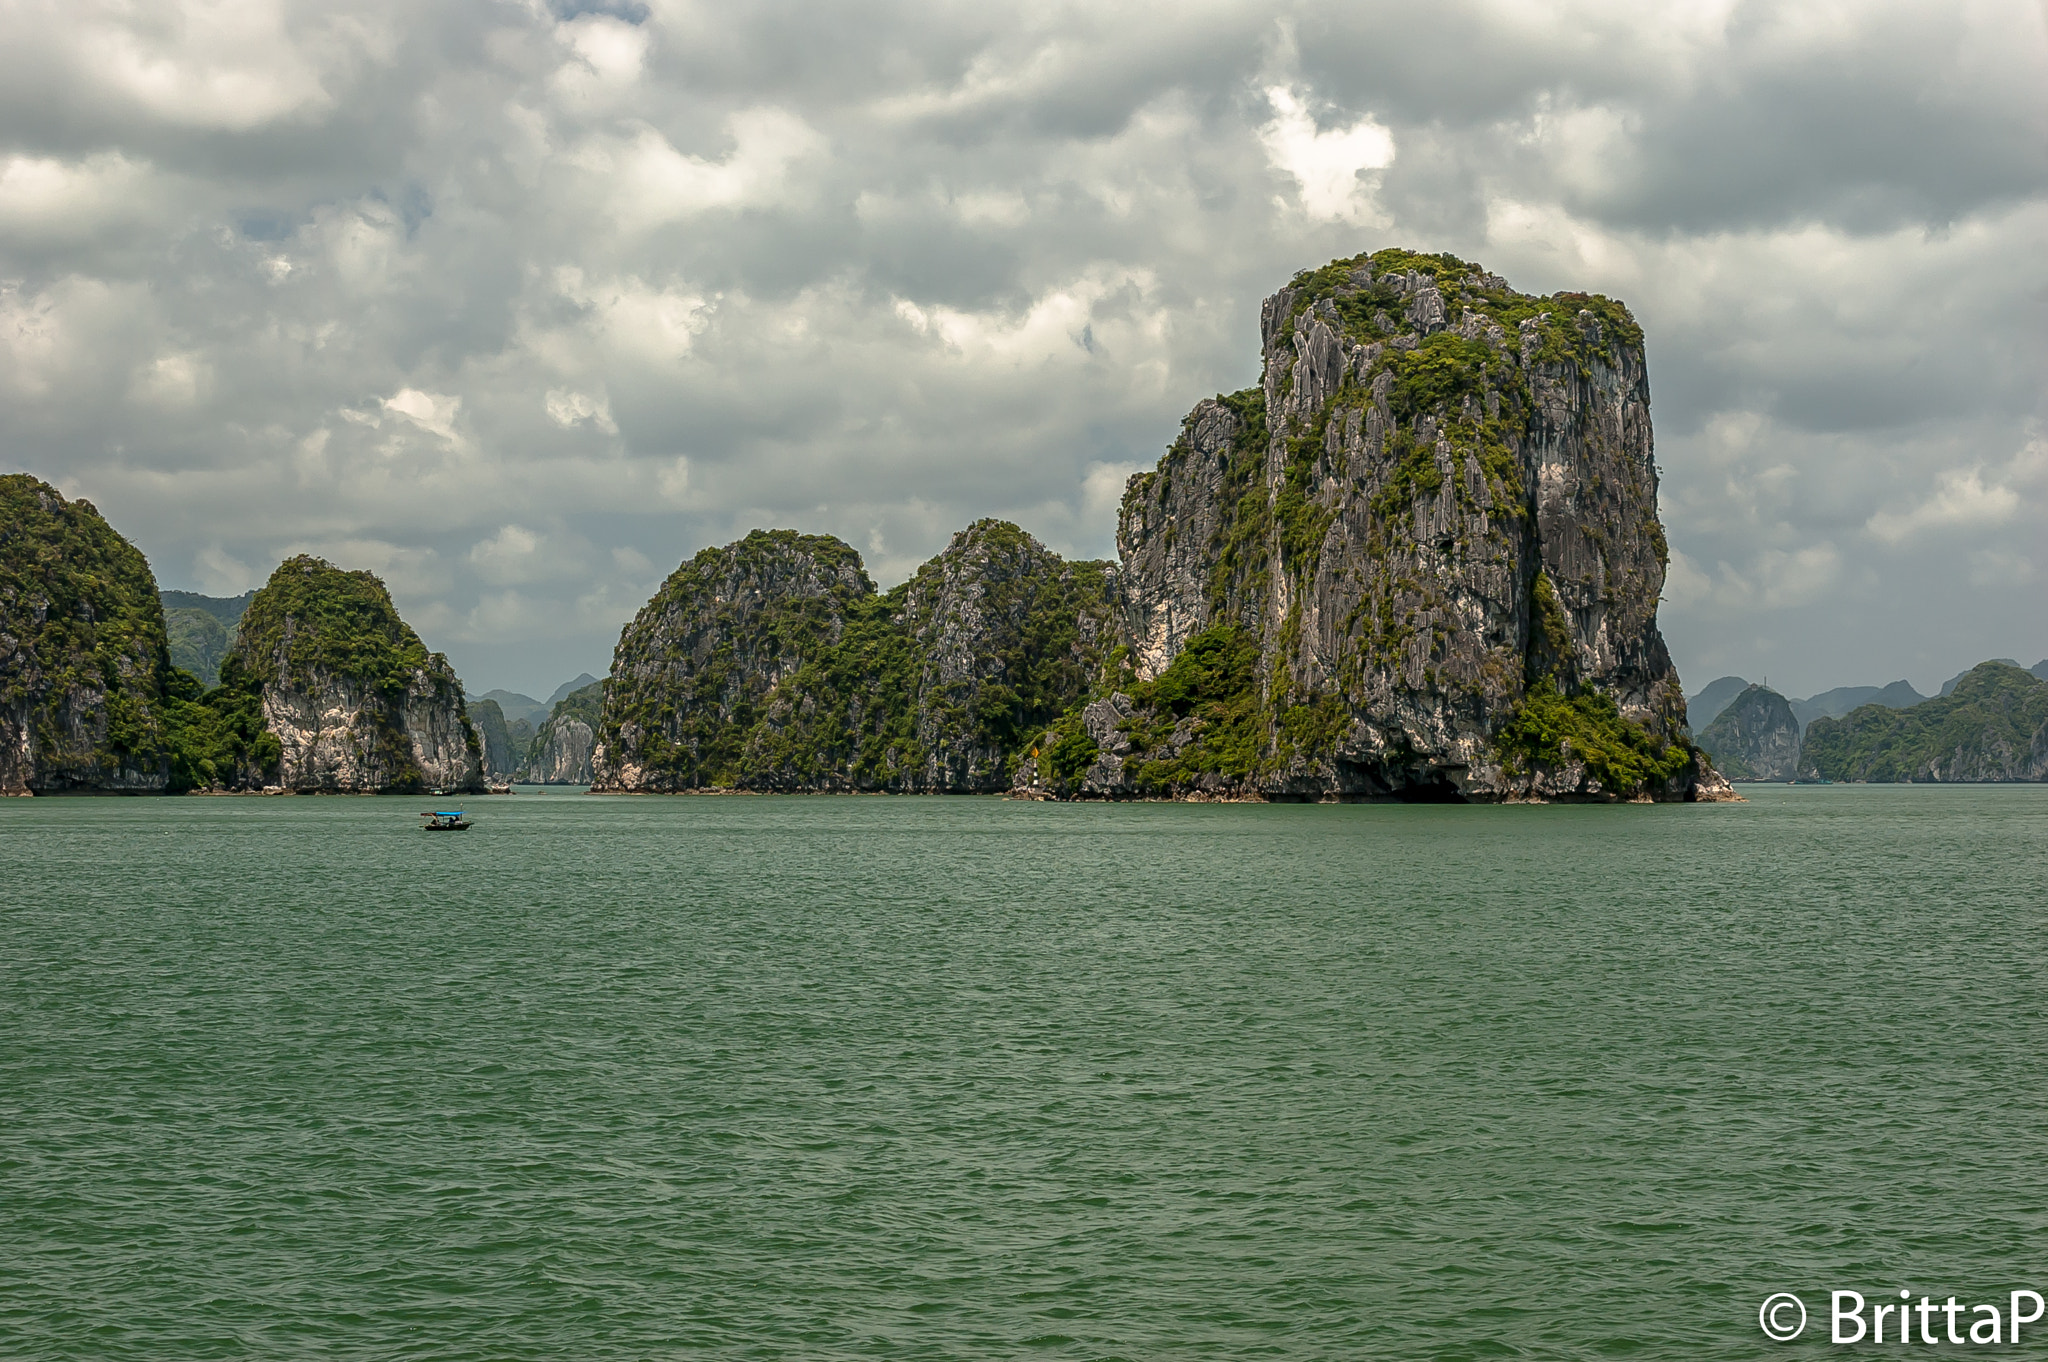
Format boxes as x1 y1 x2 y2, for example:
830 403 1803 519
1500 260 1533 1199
2 0 2042 700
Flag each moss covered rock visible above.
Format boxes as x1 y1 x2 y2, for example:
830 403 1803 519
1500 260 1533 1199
226 556 482 793
590 522 1113 792
0 475 173 793
1027 247 1726 802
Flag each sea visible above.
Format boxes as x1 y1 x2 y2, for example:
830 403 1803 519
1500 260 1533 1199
3 785 2044 1359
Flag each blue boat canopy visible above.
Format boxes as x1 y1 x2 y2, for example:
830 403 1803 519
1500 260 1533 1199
429 811 464 817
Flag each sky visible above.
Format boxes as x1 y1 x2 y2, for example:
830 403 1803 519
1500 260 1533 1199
1 0 2042 701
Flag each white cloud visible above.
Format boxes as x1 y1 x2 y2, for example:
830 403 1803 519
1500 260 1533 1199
382 389 463 443
1865 467 2018 543
545 388 618 432
467 524 544 585
1257 86 1394 224
595 108 825 231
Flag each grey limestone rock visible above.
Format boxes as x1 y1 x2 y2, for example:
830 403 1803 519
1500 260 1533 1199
521 681 602 784
1697 685 1802 782
1019 248 1725 803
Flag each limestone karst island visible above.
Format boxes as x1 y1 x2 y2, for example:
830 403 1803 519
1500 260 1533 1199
5 250 2043 799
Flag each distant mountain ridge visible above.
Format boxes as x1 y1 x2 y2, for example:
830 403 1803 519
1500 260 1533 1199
548 673 600 707
1689 674 1950 733
1689 659 2048 783
1802 663 2048 782
471 688 548 728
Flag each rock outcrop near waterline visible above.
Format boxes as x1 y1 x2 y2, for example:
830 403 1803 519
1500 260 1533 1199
590 522 1113 792
227 557 483 793
1018 248 1726 802
0 475 173 794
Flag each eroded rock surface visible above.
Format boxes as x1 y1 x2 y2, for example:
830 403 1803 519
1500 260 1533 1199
521 682 602 784
1015 248 1726 803
229 556 483 793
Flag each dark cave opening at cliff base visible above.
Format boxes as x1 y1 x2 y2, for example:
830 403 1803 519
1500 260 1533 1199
1303 761 1470 804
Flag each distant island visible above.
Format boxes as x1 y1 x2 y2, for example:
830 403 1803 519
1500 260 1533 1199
6 250 2043 797
1689 663 2048 783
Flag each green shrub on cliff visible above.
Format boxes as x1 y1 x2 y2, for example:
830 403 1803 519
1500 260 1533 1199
159 663 280 791
1123 624 1264 789
1493 678 1693 796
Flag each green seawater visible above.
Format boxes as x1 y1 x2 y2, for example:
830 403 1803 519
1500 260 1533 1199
3 786 2045 1359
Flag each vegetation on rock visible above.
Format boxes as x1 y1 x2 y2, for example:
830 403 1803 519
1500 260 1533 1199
1800 662 2048 782
0 474 173 792
1494 678 1697 796
219 556 480 793
234 557 446 697
593 522 1113 792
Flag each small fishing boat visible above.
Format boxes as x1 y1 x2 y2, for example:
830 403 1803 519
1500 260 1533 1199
421 810 472 831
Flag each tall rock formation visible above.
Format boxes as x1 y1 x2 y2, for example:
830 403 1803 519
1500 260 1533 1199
1800 662 2048 782
0 475 172 794
226 556 483 793
520 681 602 784
1697 685 1802 781
590 522 1113 792
468 698 521 782
1015 247 1725 802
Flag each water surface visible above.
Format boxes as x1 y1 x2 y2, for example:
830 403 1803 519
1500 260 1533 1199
3 787 2044 1358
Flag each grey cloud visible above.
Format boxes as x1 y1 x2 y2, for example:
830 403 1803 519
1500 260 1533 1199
2 0 2042 697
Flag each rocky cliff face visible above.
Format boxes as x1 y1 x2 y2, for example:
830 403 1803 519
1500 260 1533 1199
1016 248 1726 802
591 522 1112 792
228 556 483 793
1697 685 1802 781
1800 662 2047 782
0 475 172 794
521 682 601 784
468 698 521 781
